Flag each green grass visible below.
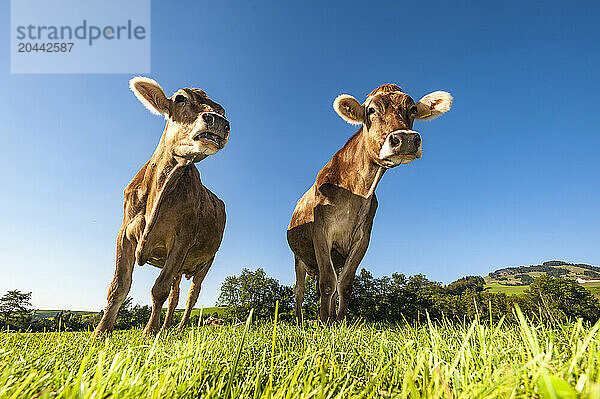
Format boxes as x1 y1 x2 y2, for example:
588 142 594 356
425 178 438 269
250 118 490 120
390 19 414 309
31 307 226 321
32 310 96 319
484 283 528 296
3 310 600 398
484 283 600 300
582 283 600 298
189 306 226 317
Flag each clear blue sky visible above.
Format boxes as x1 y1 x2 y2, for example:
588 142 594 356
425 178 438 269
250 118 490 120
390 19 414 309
1 1 599 310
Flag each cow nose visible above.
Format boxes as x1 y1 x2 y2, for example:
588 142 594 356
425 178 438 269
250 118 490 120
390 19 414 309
414 134 421 148
202 113 215 126
387 130 421 155
200 112 230 139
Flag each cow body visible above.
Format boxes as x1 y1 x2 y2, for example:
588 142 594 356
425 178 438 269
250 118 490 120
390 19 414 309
288 84 452 323
288 132 381 323
95 77 230 335
128 161 225 274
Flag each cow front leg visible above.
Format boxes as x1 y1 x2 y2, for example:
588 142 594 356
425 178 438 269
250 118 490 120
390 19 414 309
177 258 213 330
144 245 188 335
294 257 307 325
336 232 370 322
162 273 182 330
94 229 135 336
313 231 337 324
330 291 339 320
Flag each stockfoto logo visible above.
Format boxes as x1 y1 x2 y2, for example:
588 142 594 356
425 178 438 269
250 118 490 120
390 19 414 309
11 0 151 74
15 20 147 46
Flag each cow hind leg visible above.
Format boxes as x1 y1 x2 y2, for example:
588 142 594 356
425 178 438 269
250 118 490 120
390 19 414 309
178 258 213 331
294 257 307 325
144 246 188 336
94 230 135 336
162 273 182 330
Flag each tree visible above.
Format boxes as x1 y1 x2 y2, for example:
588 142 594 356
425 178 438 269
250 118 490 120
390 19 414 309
300 275 320 320
349 269 391 321
0 290 33 330
523 275 600 322
111 298 154 330
115 297 134 329
217 268 293 320
129 304 152 328
446 276 485 295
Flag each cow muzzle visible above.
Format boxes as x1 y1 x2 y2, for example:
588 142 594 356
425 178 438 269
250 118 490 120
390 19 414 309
191 112 230 150
379 130 422 167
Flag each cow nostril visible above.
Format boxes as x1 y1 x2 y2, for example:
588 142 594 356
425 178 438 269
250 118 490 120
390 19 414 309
224 122 230 132
390 135 400 147
202 113 214 126
414 135 421 147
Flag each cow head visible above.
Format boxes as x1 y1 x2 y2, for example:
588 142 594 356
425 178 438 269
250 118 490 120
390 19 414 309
130 77 230 162
333 84 451 168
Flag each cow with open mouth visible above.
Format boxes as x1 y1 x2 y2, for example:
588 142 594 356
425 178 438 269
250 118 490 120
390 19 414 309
94 77 230 336
287 84 452 324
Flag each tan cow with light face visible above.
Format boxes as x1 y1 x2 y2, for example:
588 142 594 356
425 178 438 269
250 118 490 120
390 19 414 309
287 84 452 323
94 77 230 336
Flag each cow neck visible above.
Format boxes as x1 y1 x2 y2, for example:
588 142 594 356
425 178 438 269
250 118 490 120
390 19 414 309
347 127 385 239
361 97 385 198
135 130 191 263
326 127 386 199
146 134 190 211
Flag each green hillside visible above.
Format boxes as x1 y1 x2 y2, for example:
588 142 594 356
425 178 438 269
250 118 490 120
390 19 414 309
484 260 600 285
190 307 226 317
484 283 528 296
32 306 226 320
32 310 95 320
484 260 600 297
486 282 600 299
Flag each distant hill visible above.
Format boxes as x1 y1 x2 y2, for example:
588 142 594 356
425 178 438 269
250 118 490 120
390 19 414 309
31 307 225 320
484 260 600 286
31 310 95 320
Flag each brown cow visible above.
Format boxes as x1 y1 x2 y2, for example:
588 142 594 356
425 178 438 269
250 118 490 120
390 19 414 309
94 77 230 336
287 84 452 323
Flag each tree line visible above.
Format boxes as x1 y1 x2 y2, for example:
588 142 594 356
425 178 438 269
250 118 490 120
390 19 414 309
217 268 600 324
3 268 600 332
0 293 212 332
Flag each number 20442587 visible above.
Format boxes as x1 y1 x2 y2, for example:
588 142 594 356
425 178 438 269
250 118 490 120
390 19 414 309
18 43 74 52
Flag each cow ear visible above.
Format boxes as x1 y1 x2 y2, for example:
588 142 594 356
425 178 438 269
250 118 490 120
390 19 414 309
333 94 365 125
416 91 453 120
129 76 171 118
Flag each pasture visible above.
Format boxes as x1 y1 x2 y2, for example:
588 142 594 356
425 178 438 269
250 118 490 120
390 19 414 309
484 282 600 300
582 283 600 299
2 309 600 398
484 283 528 296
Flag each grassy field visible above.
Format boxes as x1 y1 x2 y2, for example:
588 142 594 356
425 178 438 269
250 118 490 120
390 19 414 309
31 307 226 321
2 309 600 398
484 283 528 296
484 282 600 300
582 283 600 298
189 307 226 317
32 310 96 319
483 262 600 287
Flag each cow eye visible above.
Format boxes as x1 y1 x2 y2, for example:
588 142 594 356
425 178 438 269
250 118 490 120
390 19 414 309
410 105 418 115
175 94 187 104
367 107 376 116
